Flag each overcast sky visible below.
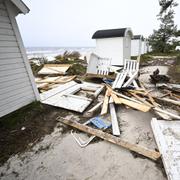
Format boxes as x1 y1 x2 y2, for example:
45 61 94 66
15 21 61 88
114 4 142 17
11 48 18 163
16 0 180 47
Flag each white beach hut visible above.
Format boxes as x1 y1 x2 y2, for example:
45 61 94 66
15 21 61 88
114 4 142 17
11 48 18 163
92 28 133 66
141 38 149 54
131 35 143 56
0 0 39 117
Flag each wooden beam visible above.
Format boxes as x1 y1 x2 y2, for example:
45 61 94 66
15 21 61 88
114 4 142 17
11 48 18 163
111 93 151 112
57 117 161 161
109 97 120 136
101 90 110 115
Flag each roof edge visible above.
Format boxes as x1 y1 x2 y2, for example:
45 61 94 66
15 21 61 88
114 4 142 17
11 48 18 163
10 0 30 14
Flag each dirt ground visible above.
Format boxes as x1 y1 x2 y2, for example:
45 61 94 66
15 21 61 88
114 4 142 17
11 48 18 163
0 56 179 180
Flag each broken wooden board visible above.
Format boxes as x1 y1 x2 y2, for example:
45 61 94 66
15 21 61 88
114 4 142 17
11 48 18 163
151 118 180 180
109 97 120 136
101 90 110 115
40 81 104 113
38 64 71 75
57 117 161 161
35 75 76 84
111 93 151 112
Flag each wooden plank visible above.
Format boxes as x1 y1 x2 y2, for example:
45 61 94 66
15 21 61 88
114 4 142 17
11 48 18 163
100 90 109 115
109 98 120 136
111 93 151 112
154 107 180 119
84 101 103 117
155 97 180 106
57 117 161 161
151 118 180 180
123 71 138 88
0 9 8 16
0 67 26 77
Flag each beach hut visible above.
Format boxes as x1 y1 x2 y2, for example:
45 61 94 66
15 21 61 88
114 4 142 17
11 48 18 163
0 0 39 117
92 28 133 66
131 35 143 56
141 38 149 54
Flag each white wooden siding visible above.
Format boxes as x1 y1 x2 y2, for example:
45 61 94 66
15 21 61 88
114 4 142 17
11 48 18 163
0 1 37 117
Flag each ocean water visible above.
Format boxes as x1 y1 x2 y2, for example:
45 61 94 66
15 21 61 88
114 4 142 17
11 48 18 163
26 47 95 61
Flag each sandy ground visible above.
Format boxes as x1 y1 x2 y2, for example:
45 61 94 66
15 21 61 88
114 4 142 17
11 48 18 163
0 108 166 180
0 65 171 180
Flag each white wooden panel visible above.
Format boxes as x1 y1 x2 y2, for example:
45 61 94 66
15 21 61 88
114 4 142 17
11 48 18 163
0 22 12 29
0 81 31 96
0 46 19 53
0 72 27 82
0 95 35 116
0 97 34 118
0 62 24 71
0 76 29 89
151 118 180 180
0 35 16 41
0 90 34 107
0 52 21 59
0 67 26 77
0 58 23 65
0 15 10 23
0 9 8 16
0 28 14 35
0 41 18 47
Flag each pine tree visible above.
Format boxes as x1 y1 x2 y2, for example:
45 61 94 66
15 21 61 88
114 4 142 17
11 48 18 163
148 0 178 53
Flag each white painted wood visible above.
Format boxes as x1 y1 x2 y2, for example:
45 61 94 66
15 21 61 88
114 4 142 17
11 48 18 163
0 41 18 47
122 71 138 87
0 80 31 95
0 52 21 58
151 118 180 180
0 72 28 83
109 98 120 136
0 9 8 16
6 0 40 101
41 81 103 113
0 3 6 10
0 89 34 107
0 34 16 41
0 67 26 77
154 107 180 119
0 57 22 65
0 62 24 70
0 15 10 23
0 22 12 29
0 46 19 53
0 76 29 88
0 28 14 35
0 98 34 117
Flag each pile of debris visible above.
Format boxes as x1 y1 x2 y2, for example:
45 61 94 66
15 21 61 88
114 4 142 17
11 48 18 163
37 56 180 179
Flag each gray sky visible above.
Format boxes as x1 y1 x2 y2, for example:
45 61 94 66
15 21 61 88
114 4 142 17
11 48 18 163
17 0 180 47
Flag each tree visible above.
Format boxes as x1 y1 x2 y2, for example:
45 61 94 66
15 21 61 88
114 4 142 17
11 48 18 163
148 0 178 53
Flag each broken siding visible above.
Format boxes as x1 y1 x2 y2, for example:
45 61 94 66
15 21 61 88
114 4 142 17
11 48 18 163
0 1 36 117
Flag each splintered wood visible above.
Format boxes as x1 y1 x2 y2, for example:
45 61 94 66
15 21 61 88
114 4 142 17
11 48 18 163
57 117 161 161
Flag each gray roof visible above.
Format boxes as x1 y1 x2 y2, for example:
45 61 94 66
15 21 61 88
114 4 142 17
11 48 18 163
132 35 144 40
92 28 132 39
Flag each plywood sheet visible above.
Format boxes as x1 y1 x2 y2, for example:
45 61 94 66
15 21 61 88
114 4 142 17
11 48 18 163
151 118 180 180
38 64 71 75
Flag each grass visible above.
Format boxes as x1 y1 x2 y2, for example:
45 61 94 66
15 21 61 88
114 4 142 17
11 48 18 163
0 101 43 129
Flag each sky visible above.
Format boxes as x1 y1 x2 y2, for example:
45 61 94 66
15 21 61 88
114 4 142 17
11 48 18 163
16 0 180 47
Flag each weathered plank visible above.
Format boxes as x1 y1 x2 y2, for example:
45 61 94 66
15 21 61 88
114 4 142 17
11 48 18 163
57 117 161 161
111 93 151 112
100 90 109 115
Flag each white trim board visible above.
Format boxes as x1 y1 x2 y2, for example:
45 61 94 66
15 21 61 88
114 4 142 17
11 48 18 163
151 118 180 180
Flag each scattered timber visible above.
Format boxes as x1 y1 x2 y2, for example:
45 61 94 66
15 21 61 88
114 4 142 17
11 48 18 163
57 117 161 161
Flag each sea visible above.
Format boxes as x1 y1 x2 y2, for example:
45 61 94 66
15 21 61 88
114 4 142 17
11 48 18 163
26 47 95 61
